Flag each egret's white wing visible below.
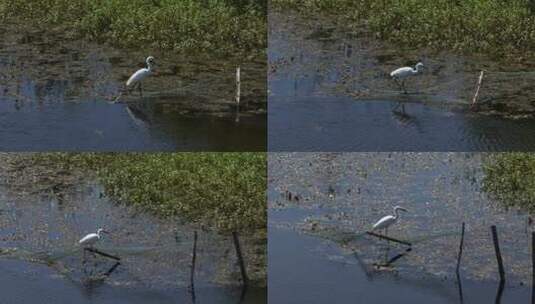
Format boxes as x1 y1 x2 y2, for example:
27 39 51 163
372 215 395 230
79 233 98 244
390 67 413 78
126 68 150 86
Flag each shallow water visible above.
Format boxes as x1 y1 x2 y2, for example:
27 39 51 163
0 23 266 151
0 100 266 151
268 12 535 151
0 259 265 304
268 153 535 298
269 227 530 304
0 174 266 303
269 96 535 151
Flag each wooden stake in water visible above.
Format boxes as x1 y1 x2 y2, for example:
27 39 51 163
235 66 241 123
190 230 198 301
531 232 535 304
232 231 248 286
491 225 505 282
470 70 484 110
456 222 465 276
366 231 412 246
85 248 120 261
104 261 121 277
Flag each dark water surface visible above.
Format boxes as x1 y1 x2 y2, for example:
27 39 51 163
0 100 266 151
269 227 529 304
0 259 265 304
270 95 535 151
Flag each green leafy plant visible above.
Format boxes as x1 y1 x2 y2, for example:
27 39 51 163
483 153 535 212
33 153 267 232
272 0 535 59
0 0 266 56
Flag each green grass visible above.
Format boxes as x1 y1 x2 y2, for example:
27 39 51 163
483 153 535 212
33 153 266 232
272 0 535 59
0 0 266 56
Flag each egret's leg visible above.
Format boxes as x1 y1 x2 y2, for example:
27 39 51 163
138 83 143 96
402 81 407 94
114 90 123 103
393 78 403 91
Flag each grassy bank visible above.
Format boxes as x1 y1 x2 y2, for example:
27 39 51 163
30 153 266 233
272 0 535 58
483 153 535 212
0 0 266 56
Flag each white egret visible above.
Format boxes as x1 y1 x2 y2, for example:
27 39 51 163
126 56 156 96
79 228 109 248
390 62 424 93
372 206 408 236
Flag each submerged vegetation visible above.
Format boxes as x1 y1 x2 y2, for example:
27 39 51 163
272 0 535 58
0 0 266 56
483 153 535 212
29 153 267 232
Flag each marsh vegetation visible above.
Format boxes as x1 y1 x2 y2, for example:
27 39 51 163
20 152 267 232
272 0 535 59
483 153 535 212
0 0 266 56
0 153 267 289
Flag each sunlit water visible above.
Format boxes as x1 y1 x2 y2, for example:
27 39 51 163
268 12 535 151
268 153 533 303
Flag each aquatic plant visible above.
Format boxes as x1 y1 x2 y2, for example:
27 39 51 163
272 0 535 59
0 0 266 56
31 153 267 232
482 153 535 212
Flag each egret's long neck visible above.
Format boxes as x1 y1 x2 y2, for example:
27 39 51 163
97 231 102 238
147 63 153 71
394 209 400 219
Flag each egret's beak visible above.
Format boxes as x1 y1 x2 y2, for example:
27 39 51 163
102 230 110 234
400 208 408 212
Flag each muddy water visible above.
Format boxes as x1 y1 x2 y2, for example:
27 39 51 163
0 177 266 303
268 12 535 151
268 153 534 302
0 23 266 151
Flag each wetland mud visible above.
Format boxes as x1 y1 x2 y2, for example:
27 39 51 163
0 22 266 151
268 153 534 303
0 155 266 303
268 12 535 151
